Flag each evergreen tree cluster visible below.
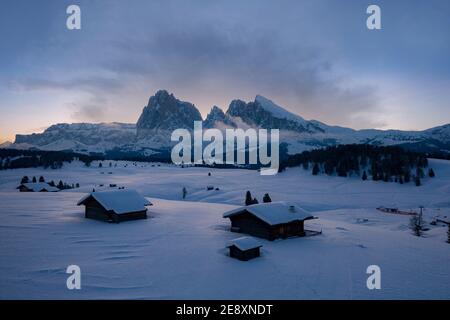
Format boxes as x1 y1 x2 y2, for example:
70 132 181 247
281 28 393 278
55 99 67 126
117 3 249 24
244 191 272 205
279 144 434 186
447 224 450 244
245 191 259 205
19 175 80 190
0 149 103 170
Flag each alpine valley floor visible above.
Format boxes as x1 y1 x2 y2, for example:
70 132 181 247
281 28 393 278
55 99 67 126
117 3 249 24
0 159 449 299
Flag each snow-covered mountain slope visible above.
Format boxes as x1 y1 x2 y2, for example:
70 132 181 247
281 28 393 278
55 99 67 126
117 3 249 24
0 141 12 149
226 97 325 134
9 90 450 155
14 123 136 153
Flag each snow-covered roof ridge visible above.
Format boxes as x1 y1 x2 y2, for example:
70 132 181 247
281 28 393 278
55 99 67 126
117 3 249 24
77 189 152 215
223 201 313 226
227 236 262 251
20 182 59 192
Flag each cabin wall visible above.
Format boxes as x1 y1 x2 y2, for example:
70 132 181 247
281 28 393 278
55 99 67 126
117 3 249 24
229 246 260 261
114 210 147 223
271 221 305 239
84 198 111 221
230 212 274 240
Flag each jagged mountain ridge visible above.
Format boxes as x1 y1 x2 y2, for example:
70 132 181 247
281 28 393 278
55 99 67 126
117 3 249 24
137 90 202 133
7 90 450 156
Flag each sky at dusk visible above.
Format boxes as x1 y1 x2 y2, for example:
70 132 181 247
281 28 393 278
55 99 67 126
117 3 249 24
1 0 450 143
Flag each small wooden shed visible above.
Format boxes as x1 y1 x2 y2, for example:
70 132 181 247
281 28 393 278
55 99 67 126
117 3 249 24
227 236 262 261
77 189 152 223
223 202 314 241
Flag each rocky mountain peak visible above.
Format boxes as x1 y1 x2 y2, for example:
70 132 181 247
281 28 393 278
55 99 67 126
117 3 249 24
204 106 236 128
226 96 324 133
137 90 203 134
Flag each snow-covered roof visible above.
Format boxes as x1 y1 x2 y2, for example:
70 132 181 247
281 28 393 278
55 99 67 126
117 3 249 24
227 236 262 251
20 183 59 192
77 189 152 214
223 201 313 226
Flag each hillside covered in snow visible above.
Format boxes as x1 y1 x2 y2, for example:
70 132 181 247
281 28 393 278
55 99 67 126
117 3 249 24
0 159 449 299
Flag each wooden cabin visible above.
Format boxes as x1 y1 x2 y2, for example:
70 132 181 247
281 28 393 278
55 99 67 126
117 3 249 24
223 202 314 241
17 183 59 192
227 236 262 261
77 189 152 223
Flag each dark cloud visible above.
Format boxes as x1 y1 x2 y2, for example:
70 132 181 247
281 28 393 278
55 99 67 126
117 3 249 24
69 97 108 122
6 0 448 130
71 105 106 122
3 0 384 129
100 24 382 127
10 76 123 94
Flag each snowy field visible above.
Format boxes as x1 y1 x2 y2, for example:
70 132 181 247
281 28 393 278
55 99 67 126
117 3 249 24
0 159 449 299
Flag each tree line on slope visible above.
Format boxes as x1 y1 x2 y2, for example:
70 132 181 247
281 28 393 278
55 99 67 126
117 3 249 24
20 175 80 190
279 144 435 186
0 149 103 170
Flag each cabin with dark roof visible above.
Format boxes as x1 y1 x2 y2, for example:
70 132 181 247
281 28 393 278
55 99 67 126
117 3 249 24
223 202 314 241
77 189 152 223
227 236 262 261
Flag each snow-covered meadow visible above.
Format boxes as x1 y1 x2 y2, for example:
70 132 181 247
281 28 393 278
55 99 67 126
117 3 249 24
0 159 449 299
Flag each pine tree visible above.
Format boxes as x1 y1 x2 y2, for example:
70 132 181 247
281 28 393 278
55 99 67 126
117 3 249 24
362 171 367 181
49 180 55 187
415 176 421 186
416 167 424 179
76 183 80 188
312 163 319 176
252 197 259 205
302 162 309 170
404 171 411 183
410 213 424 237
337 163 347 177
372 172 379 181
263 193 272 203
20 176 29 184
245 191 253 206
182 187 187 199
99 162 103 168
447 224 450 244
39 176 45 183
32 176 37 183
57 180 64 189
428 168 435 178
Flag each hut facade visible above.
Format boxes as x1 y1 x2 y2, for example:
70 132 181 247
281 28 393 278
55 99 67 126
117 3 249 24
227 236 262 261
223 202 314 241
77 189 152 223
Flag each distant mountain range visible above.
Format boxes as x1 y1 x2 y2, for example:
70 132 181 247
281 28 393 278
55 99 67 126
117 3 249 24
6 89 450 156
